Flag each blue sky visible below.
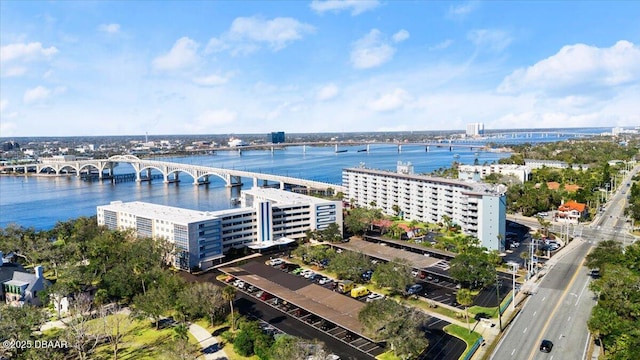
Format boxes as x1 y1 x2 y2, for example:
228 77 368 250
1 0 639 137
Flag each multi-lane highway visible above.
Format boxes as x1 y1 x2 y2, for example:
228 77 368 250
492 165 638 360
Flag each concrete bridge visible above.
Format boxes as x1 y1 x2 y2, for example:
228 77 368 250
1 155 345 193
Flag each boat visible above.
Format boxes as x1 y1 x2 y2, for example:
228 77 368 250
357 149 368 153
335 150 348 153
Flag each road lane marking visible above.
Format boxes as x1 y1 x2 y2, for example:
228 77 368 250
533 311 536 316
511 348 516 356
567 317 571 322
542 296 546 301
526 257 588 360
523 327 527 333
576 278 590 306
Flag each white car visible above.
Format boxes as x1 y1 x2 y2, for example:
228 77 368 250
318 277 332 285
233 280 245 288
300 269 313 277
304 271 316 279
366 293 385 302
269 258 284 266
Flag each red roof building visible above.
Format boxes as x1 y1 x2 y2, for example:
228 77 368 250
557 200 588 222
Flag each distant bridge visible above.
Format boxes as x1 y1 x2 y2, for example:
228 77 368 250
196 132 596 153
0 155 345 193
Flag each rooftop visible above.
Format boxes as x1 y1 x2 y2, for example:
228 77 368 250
242 187 336 205
344 167 504 196
99 200 249 224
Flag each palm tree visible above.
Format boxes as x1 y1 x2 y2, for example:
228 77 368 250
456 288 474 333
520 251 530 270
173 323 189 340
222 286 237 331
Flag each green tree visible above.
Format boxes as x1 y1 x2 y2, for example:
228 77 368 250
327 251 371 281
585 240 624 273
449 250 497 289
371 258 413 295
223 286 237 331
456 288 474 333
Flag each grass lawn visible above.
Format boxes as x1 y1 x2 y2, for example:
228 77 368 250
444 323 482 359
222 342 259 360
49 315 203 360
376 351 401 360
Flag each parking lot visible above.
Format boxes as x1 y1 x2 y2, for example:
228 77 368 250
328 237 513 308
220 261 386 358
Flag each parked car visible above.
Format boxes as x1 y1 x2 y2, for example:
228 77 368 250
233 280 245 288
292 268 304 275
351 286 370 299
406 284 423 295
362 270 373 281
318 277 332 285
411 270 419 277
304 271 316 279
366 293 385 302
269 258 284 266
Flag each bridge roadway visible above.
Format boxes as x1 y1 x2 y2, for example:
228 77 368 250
0 155 345 193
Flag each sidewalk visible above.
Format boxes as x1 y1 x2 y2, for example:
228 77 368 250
189 323 229 360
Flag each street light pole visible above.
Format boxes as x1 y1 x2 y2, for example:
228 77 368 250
496 275 503 332
508 262 519 311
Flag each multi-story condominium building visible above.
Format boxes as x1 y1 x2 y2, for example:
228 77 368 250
343 164 506 251
458 164 532 184
524 159 589 170
466 122 484 137
97 188 342 271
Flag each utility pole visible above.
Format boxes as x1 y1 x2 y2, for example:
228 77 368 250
508 262 519 311
496 275 503 332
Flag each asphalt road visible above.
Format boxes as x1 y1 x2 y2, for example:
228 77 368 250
493 165 639 360
490 239 594 360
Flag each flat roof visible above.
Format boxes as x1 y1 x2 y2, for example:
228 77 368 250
243 187 336 205
98 201 253 224
343 167 502 195
247 237 296 249
330 238 441 269
220 261 368 338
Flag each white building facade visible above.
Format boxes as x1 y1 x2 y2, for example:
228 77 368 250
458 164 532 183
343 167 506 251
97 188 342 271
466 123 484 137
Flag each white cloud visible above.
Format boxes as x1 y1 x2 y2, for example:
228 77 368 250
0 42 58 63
392 29 410 43
2 67 27 77
23 86 51 104
448 1 480 18
351 29 396 69
193 74 230 86
310 0 380 15
499 40 640 94
188 109 237 131
22 86 66 104
152 37 200 71
224 17 315 52
368 88 412 112
0 99 8 112
317 84 339 101
98 23 120 34
429 39 453 51
467 29 512 52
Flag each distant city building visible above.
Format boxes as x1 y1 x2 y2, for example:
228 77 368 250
97 188 342 271
228 137 247 147
343 166 506 251
525 159 589 170
466 123 484 137
269 131 286 144
458 164 532 184
1 141 20 152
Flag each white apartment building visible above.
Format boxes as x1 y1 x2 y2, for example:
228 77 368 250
525 159 589 170
97 188 342 271
458 164 532 184
466 122 484 137
343 166 506 251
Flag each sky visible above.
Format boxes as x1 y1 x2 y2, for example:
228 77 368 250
1 0 639 137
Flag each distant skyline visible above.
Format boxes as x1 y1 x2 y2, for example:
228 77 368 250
1 1 639 137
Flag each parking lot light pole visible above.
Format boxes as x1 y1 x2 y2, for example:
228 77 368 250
496 275 503 332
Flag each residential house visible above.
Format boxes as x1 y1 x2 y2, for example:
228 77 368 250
0 252 50 307
557 201 588 223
